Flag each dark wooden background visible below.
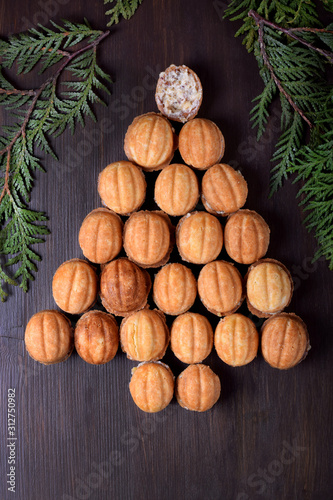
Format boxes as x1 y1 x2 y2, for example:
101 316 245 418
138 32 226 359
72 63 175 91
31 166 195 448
1 1 332 499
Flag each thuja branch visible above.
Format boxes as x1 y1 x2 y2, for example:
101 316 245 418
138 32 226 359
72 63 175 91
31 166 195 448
0 20 112 300
248 8 333 129
225 1 333 269
104 0 144 27
0 86 45 203
249 10 333 63
0 88 36 96
0 151 11 203
0 30 109 203
254 19 312 127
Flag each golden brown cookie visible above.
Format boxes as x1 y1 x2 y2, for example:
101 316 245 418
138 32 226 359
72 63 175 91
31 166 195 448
100 258 151 317
176 211 223 264
78 208 123 264
154 164 199 216
74 310 119 365
120 309 169 362
198 260 244 316
129 362 175 413
178 118 225 170
123 210 173 268
97 161 146 215
261 313 310 369
155 64 203 123
214 314 259 367
201 163 248 215
25 310 73 364
246 259 293 318
124 112 177 171
224 210 270 264
52 259 98 315
176 364 221 412
171 313 213 364
153 263 197 315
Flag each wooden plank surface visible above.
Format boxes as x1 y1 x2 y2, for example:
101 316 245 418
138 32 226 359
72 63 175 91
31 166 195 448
1 1 333 499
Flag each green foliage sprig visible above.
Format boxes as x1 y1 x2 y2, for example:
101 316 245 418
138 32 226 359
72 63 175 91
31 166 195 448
0 20 111 301
104 0 143 27
225 1 333 269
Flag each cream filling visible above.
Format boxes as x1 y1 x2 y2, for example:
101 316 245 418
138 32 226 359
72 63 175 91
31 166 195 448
202 194 226 216
156 66 202 122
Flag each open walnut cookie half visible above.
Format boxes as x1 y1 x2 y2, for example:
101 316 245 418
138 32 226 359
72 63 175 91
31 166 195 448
155 64 203 123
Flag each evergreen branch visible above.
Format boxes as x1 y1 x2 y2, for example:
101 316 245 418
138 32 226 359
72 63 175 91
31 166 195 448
224 0 321 52
249 10 333 63
0 152 10 203
0 264 17 302
270 110 304 193
0 28 110 195
0 88 36 96
225 1 333 269
0 20 104 74
250 77 277 139
0 21 111 299
290 132 333 268
250 12 313 127
6 200 49 292
41 47 70 58
290 26 332 32
104 0 143 27
0 85 47 183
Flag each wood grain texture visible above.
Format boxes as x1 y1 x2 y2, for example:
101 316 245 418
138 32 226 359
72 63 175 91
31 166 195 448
1 1 333 499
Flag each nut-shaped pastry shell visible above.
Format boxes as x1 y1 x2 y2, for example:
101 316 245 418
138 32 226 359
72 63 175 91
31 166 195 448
97 161 146 215
224 210 270 264
176 364 221 412
124 112 176 171
246 259 293 318
261 313 310 369
74 310 119 364
124 211 173 268
25 310 73 364
178 118 225 170
52 259 98 315
214 314 259 366
79 208 123 264
154 164 199 216
176 211 223 264
129 362 175 413
120 309 169 361
198 260 244 316
100 258 151 317
202 164 248 215
171 313 213 364
153 263 197 315
155 64 203 123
